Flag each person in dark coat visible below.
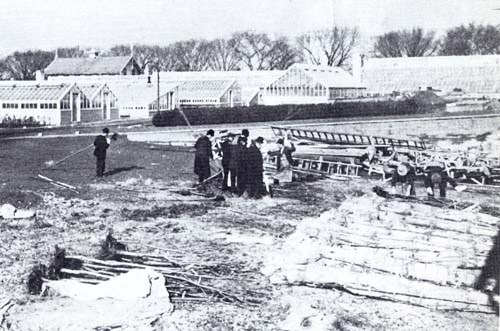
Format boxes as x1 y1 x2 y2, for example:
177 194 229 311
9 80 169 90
387 153 416 196
228 135 241 194
194 129 214 184
236 136 248 195
94 127 110 177
220 134 234 191
246 137 265 199
423 157 466 198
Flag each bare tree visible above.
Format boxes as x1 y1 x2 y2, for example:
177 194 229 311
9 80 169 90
106 45 131 57
374 28 438 57
57 46 86 58
265 37 302 70
297 27 359 67
207 38 241 71
171 39 212 71
232 31 275 70
440 23 500 55
131 44 161 71
156 46 178 72
1 50 54 80
373 32 404 57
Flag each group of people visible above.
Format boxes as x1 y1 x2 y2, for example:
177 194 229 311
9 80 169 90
194 129 268 198
361 147 466 198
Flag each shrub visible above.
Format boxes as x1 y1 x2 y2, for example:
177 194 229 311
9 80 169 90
0 116 44 128
152 98 441 127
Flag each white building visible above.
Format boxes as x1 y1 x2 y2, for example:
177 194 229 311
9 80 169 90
78 83 119 121
359 54 500 96
0 83 82 125
177 80 241 108
258 64 366 105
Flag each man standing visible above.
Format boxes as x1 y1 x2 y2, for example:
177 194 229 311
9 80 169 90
194 129 214 184
235 136 248 195
94 127 110 178
246 137 265 199
220 134 234 191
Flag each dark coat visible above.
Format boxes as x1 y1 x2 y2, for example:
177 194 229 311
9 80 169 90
229 143 241 173
246 143 263 184
93 135 109 159
194 136 212 177
220 140 232 168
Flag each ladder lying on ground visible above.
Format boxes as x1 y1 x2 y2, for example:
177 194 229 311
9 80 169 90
272 126 427 151
266 155 361 179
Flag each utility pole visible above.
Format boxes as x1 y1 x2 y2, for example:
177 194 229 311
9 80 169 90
157 62 160 114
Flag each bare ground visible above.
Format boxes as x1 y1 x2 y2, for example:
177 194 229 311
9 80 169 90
0 134 498 330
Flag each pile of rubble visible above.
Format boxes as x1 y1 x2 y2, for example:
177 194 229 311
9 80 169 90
263 193 499 314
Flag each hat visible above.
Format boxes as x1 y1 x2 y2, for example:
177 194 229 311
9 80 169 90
255 137 265 144
397 163 409 176
102 127 110 134
206 129 215 137
430 172 442 185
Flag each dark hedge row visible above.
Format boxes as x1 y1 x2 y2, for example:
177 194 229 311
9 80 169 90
0 116 43 128
152 98 441 127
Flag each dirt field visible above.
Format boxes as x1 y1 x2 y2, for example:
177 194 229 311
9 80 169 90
0 125 499 330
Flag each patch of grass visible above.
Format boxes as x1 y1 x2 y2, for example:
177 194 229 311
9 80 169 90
0 136 194 199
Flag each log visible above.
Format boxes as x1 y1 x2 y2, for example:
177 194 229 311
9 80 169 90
115 250 180 265
60 268 111 280
285 266 493 313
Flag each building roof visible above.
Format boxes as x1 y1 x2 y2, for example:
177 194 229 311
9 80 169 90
360 55 500 94
160 70 282 104
107 81 179 107
0 83 75 101
290 64 365 89
78 83 105 100
46 70 282 105
177 80 236 100
44 56 136 76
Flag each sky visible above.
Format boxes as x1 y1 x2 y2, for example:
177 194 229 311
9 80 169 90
0 0 498 55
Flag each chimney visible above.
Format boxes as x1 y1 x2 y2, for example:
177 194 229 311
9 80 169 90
35 70 45 82
89 50 99 59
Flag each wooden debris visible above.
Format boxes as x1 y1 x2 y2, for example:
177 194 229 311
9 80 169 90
31 236 261 306
0 299 15 330
36 174 78 193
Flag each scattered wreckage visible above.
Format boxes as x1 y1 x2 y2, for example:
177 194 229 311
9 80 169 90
270 125 500 189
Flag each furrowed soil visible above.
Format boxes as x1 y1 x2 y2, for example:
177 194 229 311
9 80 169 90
0 134 498 331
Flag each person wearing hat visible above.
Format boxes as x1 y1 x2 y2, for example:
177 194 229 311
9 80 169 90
388 152 416 196
246 137 265 198
228 135 242 194
194 129 214 184
423 157 466 198
236 136 249 195
269 136 296 184
219 133 235 191
93 127 110 177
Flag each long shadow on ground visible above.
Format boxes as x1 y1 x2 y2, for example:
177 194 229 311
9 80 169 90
105 166 144 177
